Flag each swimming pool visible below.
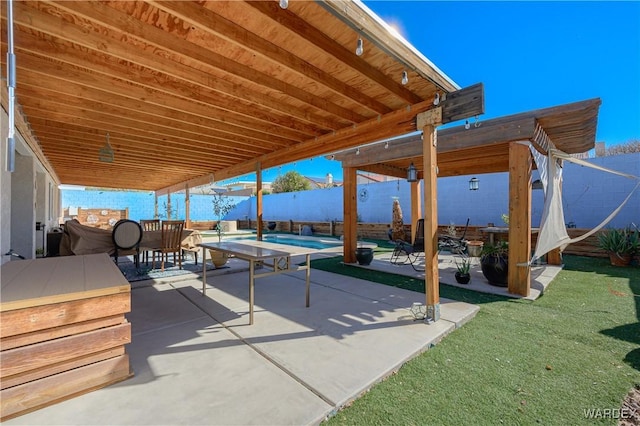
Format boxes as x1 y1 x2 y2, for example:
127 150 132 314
228 234 343 250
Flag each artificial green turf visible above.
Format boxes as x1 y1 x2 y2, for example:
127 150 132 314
312 255 639 425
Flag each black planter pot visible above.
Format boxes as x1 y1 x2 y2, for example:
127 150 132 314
355 247 374 265
454 272 471 284
267 221 277 231
480 255 508 287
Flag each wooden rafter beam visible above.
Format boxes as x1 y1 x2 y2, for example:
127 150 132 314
8 48 311 144
149 0 393 116
246 0 425 105
205 98 436 185
43 0 366 124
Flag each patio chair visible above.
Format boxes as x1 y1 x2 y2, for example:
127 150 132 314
152 220 185 272
438 218 470 254
139 219 161 264
390 219 425 271
112 219 143 268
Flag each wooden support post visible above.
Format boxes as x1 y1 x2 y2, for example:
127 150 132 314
185 185 191 229
410 180 421 244
343 166 357 264
419 108 442 322
547 248 562 265
256 162 263 241
166 193 171 219
508 142 532 297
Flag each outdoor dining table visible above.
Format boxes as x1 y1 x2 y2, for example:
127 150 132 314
199 240 317 325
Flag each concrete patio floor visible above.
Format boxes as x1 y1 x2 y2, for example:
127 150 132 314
5 253 479 426
368 251 562 300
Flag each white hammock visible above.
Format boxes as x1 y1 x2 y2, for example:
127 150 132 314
529 142 640 263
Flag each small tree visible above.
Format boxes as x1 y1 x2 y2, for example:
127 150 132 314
271 171 311 193
212 193 235 242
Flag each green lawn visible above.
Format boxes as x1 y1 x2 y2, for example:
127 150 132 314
311 255 639 425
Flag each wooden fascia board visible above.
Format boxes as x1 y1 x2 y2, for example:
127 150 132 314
438 116 536 151
338 116 536 168
320 0 459 93
149 0 392 116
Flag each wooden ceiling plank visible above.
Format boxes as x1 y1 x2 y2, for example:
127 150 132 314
17 78 289 152
21 102 269 159
246 1 424 105
26 116 265 160
15 23 342 133
150 0 393 116
6 31 328 139
38 137 239 169
32 126 249 164
10 49 311 144
45 0 367 124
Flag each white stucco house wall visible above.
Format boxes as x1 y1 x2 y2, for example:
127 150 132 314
1 107 61 264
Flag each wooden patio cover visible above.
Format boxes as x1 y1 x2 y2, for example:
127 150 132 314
1 0 459 191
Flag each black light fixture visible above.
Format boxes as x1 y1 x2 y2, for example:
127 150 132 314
469 177 479 191
407 162 417 182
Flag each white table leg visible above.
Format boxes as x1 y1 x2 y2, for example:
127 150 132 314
202 247 207 295
305 254 311 308
249 260 255 325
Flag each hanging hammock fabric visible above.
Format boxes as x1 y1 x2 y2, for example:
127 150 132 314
528 142 640 263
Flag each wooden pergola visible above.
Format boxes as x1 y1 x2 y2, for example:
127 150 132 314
1 1 600 321
333 98 600 314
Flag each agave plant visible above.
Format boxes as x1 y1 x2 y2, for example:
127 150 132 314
597 226 639 256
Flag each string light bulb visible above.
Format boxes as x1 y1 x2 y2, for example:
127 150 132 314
356 147 360 155
465 119 470 130
433 92 440 106
355 37 364 56
401 71 409 85
279 0 288 9
384 141 389 149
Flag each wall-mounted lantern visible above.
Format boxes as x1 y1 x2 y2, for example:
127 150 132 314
469 177 479 191
407 163 417 183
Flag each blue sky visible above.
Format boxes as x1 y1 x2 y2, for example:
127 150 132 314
234 1 640 185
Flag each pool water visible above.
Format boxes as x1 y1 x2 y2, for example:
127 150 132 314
228 235 342 250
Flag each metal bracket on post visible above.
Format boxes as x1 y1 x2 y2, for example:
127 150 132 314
425 303 440 324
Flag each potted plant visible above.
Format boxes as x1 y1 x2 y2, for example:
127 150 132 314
355 236 374 265
454 255 471 284
480 241 508 287
597 226 639 266
209 192 235 267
